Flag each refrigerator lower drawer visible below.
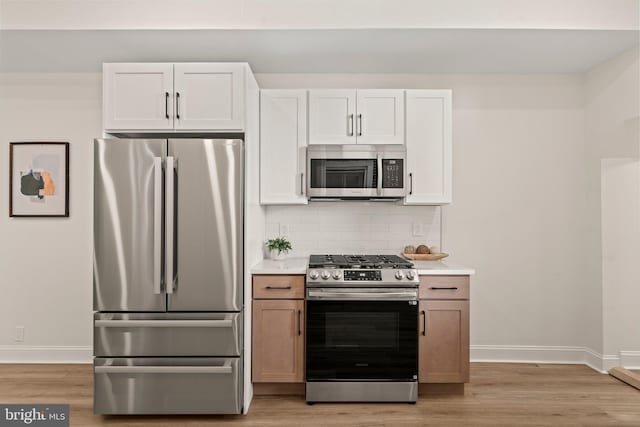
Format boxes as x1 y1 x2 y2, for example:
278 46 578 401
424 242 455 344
94 312 242 357
94 357 242 414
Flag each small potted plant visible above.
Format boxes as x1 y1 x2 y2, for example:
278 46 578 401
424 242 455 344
266 237 292 261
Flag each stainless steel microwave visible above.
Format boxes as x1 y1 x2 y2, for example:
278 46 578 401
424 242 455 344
307 145 406 200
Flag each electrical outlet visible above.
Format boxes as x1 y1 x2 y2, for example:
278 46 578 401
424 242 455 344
412 223 424 237
15 326 24 342
280 224 290 237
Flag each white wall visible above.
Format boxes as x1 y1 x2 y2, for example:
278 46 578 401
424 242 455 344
585 47 640 368
0 73 100 361
257 73 594 358
601 159 640 367
1 0 637 30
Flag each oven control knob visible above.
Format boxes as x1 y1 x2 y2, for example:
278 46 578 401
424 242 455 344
321 270 331 280
309 270 319 280
395 270 405 280
332 271 342 280
406 270 416 280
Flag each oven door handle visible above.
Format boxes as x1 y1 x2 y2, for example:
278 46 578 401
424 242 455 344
307 289 418 301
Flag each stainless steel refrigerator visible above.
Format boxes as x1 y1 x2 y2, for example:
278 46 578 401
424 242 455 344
93 138 244 414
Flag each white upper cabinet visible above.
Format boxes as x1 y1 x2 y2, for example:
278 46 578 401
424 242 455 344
174 63 245 131
355 90 404 145
308 90 356 145
103 63 174 130
103 63 246 132
404 90 453 205
308 89 404 145
260 90 308 205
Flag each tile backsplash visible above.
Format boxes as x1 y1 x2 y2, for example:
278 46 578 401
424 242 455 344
265 202 441 257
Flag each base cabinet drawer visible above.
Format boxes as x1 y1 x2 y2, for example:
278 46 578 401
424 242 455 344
94 313 242 357
94 357 242 414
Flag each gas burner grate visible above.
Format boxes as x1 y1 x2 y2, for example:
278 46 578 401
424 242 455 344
309 254 414 269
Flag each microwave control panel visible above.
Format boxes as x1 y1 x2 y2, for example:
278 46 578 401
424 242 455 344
382 159 404 189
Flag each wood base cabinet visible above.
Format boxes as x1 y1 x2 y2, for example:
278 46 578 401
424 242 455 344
418 275 470 384
252 275 305 384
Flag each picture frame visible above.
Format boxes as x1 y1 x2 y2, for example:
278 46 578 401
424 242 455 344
9 142 70 217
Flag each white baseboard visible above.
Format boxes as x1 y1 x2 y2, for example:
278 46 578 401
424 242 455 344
0 346 92 363
470 345 619 373
620 351 640 369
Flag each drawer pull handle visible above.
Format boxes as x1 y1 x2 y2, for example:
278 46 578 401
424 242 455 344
94 365 232 374
95 320 232 328
429 287 458 290
265 286 292 290
421 310 426 336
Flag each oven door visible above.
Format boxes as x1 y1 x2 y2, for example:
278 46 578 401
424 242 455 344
306 293 418 381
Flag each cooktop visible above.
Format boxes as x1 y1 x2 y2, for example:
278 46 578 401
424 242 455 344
308 254 414 269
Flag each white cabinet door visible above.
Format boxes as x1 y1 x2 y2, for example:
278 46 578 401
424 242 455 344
308 90 356 145
174 63 245 130
405 90 452 205
355 90 404 145
260 90 308 205
103 63 174 130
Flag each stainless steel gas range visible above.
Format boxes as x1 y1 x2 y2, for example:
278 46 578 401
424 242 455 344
305 255 419 403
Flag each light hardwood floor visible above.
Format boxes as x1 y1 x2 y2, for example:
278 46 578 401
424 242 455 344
1 363 639 426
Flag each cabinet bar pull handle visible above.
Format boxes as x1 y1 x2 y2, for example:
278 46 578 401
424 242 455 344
348 114 354 136
300 172 304 196
297 310 302 336
421 310 426 336
357 113 363 136
176 92 181 119
265 286 292 290
409 172 413 195
429 287 458 290
165 92 169 119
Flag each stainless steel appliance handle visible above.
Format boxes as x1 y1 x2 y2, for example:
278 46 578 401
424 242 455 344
377 153 383 196
95 319 233 328
165 156 175 294
307 288 418 301
348 114 354 136
153 157 163 295
94 365 232 374
357 113 363 136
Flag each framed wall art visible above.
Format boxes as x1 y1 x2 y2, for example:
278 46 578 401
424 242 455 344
9 142 70 217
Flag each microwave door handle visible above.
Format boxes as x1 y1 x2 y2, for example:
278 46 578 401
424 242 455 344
377 153 383 196
165 156 175 294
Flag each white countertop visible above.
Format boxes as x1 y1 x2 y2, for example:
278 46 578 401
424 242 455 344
251 256 474 276
250 257 309 275
411 260 475 276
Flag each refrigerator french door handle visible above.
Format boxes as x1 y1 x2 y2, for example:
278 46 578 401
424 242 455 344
165 156 175 294
153 157 163 295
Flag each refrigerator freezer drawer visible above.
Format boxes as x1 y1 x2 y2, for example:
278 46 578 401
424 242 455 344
94 357 242 414
94 313 242 357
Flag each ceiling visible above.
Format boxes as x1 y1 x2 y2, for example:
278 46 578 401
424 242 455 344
0 28 638 73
